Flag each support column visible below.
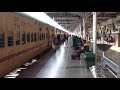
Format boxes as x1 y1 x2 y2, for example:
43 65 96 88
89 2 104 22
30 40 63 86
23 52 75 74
79 24 81 37
83 12 86 40
93 12 97 54
79 24 82 37
114 33 120 47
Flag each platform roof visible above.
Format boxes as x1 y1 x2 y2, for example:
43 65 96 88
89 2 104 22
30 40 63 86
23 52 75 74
20 12 71 34
46 12 120 32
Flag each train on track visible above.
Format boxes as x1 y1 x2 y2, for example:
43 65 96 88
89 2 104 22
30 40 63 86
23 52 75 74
0 12 67 77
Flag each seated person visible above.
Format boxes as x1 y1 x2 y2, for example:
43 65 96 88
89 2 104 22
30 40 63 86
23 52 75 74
83 40 89 51
72 40 90 60
75 46 85 59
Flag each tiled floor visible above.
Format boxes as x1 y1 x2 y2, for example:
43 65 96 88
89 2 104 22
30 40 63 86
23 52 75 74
17 38 93 78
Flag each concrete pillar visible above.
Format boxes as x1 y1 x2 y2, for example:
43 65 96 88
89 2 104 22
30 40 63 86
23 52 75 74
83 12 86 40
93 12 97 54
79 24 81 37
114 33 120 47
78 24 81 37
118 33 120 47
79 24 82 37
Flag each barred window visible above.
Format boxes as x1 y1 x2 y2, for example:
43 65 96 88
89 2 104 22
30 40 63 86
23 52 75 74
22 32 26 44
0 32 5 48
16 32 20 45
31 33 33 42
27 33 30 42
8 31 14 46
34 33 37 41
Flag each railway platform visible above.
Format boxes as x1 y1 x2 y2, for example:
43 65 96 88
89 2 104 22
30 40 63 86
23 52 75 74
4 37 120 78
6 38 93 78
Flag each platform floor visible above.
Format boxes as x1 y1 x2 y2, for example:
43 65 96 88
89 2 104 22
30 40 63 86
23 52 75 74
17 38 93 78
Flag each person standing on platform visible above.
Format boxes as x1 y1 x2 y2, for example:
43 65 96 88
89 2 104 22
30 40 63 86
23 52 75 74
64 34 66 42
108 34 112 44
66 34 69 43
52 34 58 51
57 34 60 45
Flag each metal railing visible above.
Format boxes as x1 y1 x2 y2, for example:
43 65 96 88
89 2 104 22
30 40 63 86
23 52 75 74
90 56 119 78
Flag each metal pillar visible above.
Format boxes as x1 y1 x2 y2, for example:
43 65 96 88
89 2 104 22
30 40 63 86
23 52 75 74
79 24 81 37
79 24 82 37
93 12 97 54
79 24 82 38
83 12 86 40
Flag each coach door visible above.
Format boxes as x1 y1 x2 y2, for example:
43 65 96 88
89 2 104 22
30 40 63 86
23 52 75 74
46 27 50 47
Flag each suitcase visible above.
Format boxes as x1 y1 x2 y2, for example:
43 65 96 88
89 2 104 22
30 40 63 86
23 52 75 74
71 54 80 60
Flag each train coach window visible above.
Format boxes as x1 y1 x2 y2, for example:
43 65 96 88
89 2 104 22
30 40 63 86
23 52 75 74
22 32 26 44
0 33 5 48
36 33 39 41
8 36 14 46
27 33 30 42
7 32 14 46
34 33 37 42
16 32 20 45
31 33 33 42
